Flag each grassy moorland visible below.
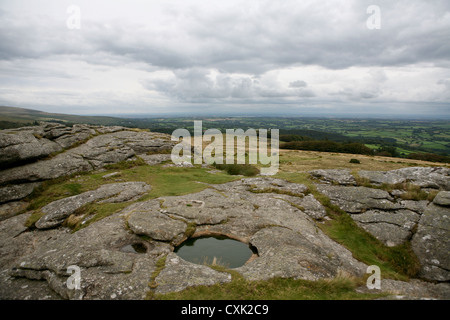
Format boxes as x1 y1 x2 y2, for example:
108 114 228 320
20 146 447 299
3 106 448 299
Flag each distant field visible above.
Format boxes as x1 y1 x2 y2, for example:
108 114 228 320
1 106 448 157
276 149 448 173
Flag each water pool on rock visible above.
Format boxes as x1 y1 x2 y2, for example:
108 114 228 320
174 236 255 268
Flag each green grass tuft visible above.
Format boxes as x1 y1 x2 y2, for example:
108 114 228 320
146 254 168 299
184 222 197 238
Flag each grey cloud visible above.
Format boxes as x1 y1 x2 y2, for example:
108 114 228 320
144 68 315 102
146 69 255 101
437 79 450 89
1 1 449 73
297 89 316 98
289 80 307 88
330 88 379 101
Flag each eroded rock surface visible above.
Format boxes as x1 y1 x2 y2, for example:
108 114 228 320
1 127 449 300
357 279 450 300
1 178 368 299
0 123 175 204
411 193 450 282
315 184 401 213
310 169 356 185
311 169 450 282
155 253 232 294
35 182 151 229
351 209 420 247
359 167 449 190
4 212 171 300
127 210 187 242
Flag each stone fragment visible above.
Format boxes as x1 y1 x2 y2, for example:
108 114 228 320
433 191 450 207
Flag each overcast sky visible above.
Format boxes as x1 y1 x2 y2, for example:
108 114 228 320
0 0 449 117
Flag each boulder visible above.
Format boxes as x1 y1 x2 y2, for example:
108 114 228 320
54 131 95 149
398 200 428 215
0 182 41 204
0 201 28 221
309 167 449 190
394 167 449 190
35 182 151 229
433 191 450 207
351 209 420 246
0 153 93 186
6 212 171 300
0 131 62 166
67 134 136 169
358 170 406 185
359 167 449 190
315 185 402 213
411 201 450 281
95 126 127 134
0 125 175 203
236 226 343 281
296 194 327 220
109 131 173 154
309 169 356 185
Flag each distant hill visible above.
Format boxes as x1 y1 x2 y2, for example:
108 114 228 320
0 106 126 128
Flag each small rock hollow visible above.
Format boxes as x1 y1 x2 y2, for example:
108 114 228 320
174 235 257 269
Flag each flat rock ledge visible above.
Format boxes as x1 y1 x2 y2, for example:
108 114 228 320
1 173 449 300
0 123 175 204
35 182 151 229
1 178 368 300
312 168 450 282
